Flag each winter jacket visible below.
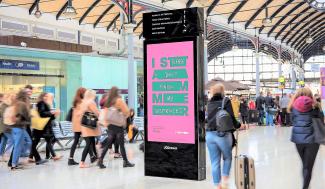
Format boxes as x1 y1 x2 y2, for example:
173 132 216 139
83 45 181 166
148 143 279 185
207 94 240 131
239 101 249 117
36 101 55 137
291 96 318 144
255 96 265 110
13 101 31 128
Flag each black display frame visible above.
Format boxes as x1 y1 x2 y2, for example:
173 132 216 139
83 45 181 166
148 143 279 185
143 36 206 180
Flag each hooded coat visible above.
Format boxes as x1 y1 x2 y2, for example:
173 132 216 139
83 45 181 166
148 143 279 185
291 96 317 144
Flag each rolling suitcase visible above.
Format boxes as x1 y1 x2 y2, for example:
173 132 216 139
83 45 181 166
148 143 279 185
235 131 256 189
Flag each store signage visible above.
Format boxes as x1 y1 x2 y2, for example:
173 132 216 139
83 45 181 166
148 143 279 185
320 67 325 99
0 59 39 70
143 8 204 39
147 41 195 144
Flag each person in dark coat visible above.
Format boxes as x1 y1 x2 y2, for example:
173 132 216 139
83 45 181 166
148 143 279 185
288 87 320 189
255 92 265 126
239 97 249 129
126 109 139 143
29 93 61 165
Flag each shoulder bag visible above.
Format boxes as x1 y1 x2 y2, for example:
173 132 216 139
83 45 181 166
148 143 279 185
31 109 50 131
312 117 325 145
81 111 98 130
107 107 126 127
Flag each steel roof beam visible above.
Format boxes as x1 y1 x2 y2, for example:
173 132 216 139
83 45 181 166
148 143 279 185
287 12 324 45
267 1 305 37
259 0 295 33
281 10 317 43
295 26 325 51
133 19 143 32
79 0 101 25
29 0 40 15
292 20 325 47
94 4 115 28
207 0 220 16
275 6 311 40
186 0 194 8
56 1 68 20
139 32 143 39
107 13 120 31
245 0 273 29
228 0 248 24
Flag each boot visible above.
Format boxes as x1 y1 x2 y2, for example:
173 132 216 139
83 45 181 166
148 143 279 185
68 158 79 166
97 159 106 169
123 160 135 168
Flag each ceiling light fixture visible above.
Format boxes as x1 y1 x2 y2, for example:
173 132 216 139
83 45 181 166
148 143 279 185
262 6 272 26
306 29 313 44
63 0 77 18
34 3 42 18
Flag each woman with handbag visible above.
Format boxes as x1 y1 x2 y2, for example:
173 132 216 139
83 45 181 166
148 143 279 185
79 89 100 168
97 86 134 169
29 93 61 165
288 87 320 189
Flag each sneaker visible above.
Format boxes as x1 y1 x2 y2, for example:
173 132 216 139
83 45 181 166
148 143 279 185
79 162 89 168
36 159 48 165
97 161 106 169
123 161 135 168
11 165 23 171
68 159 79 166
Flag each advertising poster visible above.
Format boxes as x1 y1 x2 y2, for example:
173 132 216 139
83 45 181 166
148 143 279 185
146 41 195 144
320 67 325 99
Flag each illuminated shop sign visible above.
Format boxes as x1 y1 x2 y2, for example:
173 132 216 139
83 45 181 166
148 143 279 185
0 59 40 70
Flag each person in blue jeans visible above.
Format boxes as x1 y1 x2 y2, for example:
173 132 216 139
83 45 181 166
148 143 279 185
265 92 275 126
207 83 240 189
5 90 32 170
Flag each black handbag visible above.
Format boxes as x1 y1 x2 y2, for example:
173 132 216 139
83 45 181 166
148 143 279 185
312 118 325 145
81 112 98 130
66 108 73 122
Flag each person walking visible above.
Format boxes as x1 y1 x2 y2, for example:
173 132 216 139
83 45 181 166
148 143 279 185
265 91 275 126
0 93 15 161
79 89 100 168
280 93 290 126
97 86 134 169
6 90 32 170
256 92 265 126
206 83 240 189
126 109 139 143
239 97 249 129
68 87 87 166
288 87 320 189
29 93 61 165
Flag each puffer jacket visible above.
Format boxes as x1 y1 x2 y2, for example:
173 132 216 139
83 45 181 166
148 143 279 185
291 96 316 144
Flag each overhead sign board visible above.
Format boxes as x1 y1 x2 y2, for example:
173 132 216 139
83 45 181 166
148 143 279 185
143 8 204 39
0 59 40 70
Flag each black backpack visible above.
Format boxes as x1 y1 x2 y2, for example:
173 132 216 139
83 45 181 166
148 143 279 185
215 98 235 132
66 108 73 122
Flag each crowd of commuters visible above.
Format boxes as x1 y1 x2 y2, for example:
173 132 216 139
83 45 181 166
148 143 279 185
207 84 324 189
0 85 136 170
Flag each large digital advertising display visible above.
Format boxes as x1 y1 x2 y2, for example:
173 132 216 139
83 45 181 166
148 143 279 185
146 41 195 144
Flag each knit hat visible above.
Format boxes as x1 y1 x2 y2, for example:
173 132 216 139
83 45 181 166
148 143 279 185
293 96 313 112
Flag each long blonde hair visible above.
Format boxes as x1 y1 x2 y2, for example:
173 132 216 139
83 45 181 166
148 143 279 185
3 92 16 106
287 87 313 112
210 83 225 97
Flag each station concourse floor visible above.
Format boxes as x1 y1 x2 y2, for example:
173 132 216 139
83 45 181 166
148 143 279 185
1 126 324 189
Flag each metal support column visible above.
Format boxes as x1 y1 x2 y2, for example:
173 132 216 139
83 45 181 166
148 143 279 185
255 52 260 97
204 40 209 85
291 64 296 91
125 23 137 111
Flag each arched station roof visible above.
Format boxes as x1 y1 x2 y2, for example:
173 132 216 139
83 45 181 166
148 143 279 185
0 0 324 61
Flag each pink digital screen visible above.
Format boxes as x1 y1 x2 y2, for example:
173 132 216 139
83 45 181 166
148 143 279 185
146 41 195 144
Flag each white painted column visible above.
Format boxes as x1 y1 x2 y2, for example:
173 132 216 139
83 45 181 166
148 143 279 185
291 64 297 90
125 23 137 111
255 52 261 97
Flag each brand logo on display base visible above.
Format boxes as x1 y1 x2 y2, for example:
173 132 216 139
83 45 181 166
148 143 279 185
163 146 178 150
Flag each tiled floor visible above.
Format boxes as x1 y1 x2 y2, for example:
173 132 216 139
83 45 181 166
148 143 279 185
0 126 324 189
